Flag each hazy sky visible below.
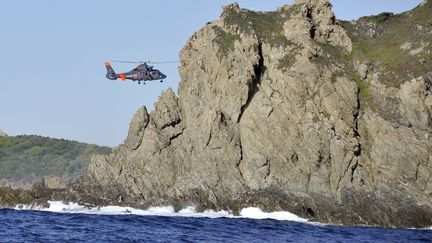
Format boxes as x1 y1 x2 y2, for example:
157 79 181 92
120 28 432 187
0 0 422 146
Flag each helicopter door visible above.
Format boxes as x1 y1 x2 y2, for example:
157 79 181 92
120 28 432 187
142 71 150 80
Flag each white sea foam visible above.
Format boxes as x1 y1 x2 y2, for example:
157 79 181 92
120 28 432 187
14 201 309 223
239 207 309 223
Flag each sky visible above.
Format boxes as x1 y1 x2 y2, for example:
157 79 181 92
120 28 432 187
0 0 422 147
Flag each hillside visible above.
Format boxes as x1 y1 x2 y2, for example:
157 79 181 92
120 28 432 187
0 135 111 188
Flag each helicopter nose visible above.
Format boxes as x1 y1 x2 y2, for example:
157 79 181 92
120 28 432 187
162 74 167 79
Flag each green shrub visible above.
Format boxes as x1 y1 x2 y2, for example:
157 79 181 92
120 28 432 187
343 2 432 87
212 26 241 56
222 6 296 47
25 146 45 156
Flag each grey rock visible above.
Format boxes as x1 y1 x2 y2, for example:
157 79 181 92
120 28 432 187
399 77 432 130
43 176 67 190
125 106 149 150
0 130 7 137
292 0 352 52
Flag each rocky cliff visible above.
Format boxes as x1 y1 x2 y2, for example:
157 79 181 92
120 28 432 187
13 0 432 228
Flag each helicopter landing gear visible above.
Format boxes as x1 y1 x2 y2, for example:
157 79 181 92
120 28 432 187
138 81 141 84
160 80 163 83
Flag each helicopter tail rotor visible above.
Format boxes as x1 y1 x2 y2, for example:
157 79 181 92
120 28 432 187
105 61 118 80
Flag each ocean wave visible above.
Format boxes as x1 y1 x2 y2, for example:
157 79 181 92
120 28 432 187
14 201 310 223
239 207 308 222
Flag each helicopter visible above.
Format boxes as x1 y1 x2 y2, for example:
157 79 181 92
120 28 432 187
104 60 176 84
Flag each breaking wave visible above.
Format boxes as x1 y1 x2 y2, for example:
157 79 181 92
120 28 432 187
12 201 432 229
15 201 310 223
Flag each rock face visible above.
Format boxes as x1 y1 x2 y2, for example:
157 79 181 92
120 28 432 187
0 130 7 137
43 176 67 190
70 1 432 227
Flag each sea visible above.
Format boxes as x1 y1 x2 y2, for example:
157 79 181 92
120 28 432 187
0 201 431 242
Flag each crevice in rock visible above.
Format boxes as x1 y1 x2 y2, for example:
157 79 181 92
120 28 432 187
350 162 358 183
315 153 324 169
237 42 266 123
169 129 184 143
267 107 274 118
306 7 312 19
118 165 123 177
310 25 317 40
307 207 315 217
159 127 185 154
239 143 243 161
327 151 332 187
160 118 182 131
236 143 246 182
205 128 213 148
350 80 363 181
348 157 360 186
306 7 316 39
354 88 362 140
235 41 265 186
262 158 270 180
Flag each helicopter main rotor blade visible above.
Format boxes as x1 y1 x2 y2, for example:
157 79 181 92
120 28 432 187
147 60 179 64
110 60 180 64
110 60 145 64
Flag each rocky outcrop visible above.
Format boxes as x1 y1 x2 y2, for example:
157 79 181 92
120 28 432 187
4 1 431 228
399 76 432 130
290 0 352 52
77 1 432 228
124 106 149 150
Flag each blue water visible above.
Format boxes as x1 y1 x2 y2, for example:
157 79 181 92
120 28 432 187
0 209 431 242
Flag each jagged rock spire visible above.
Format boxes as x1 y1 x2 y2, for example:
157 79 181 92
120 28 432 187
288 0 352 52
